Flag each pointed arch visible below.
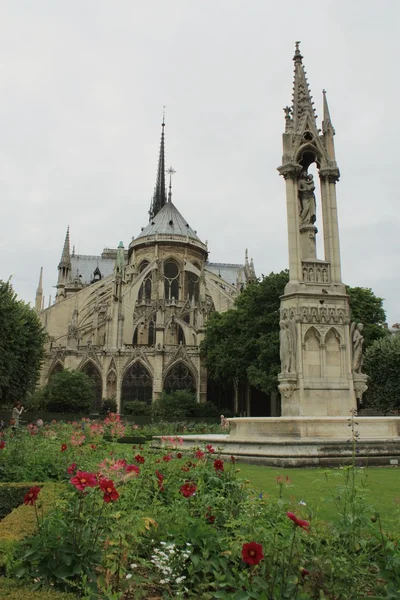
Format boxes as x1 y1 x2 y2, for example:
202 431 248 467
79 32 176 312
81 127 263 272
80 360 103 412
164 361 196 393
48 361 64 381
325 327 342 378
121 360 153 408
106 369 117 399
303 326 321 378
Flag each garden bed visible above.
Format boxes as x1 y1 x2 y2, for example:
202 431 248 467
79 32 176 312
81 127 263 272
0 414 399 598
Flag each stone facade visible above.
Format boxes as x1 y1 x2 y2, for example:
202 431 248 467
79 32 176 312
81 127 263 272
36 123 255 412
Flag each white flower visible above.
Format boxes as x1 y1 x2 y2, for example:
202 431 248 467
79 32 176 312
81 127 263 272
298 500 307 506
130 563 138 569
126 574 132 579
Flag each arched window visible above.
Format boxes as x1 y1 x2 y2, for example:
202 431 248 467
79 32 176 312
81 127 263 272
81 362 103 412
164 260 180 300
177 325 185 345
164 362 195 393
121 362 153 407
186 271 199 301
138 261 152 301
148 319 155 346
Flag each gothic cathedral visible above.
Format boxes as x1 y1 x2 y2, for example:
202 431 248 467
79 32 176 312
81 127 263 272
35 119 256 413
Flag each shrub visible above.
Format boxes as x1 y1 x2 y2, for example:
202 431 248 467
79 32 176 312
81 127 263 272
42 370 95 413
151 390 198 419
364 335 400 413
123 400 151 416
190 400 220 418
100 398 117 415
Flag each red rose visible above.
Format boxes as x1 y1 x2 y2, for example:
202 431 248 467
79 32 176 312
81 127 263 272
205 506 216 523
241 541 264 566
61 443 67 452
125 464 140 475
206 444 215 454
180 482 197 498
70 470 98 491
99 478 119 503
156 470 165 491
195 450 205 459
214 459 224 472
24 486 41 506
67 463 77 475
286 512 310 530
135 454 145 464
0 441 5 450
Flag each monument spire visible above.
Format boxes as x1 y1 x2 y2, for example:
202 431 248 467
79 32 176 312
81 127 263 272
149 113 167 220
291 41 317 133
322 89 334 134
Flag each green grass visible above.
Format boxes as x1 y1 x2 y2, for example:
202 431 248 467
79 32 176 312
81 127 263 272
238 463 400 533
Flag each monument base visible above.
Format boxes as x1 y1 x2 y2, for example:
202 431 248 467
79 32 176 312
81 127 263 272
152 417 400 467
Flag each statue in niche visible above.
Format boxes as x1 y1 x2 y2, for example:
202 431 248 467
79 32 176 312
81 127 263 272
298 171 317 226
279 319 297 374
350 322 364 373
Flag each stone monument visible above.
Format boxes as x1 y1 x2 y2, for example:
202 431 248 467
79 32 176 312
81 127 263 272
276 41 369 416
155 43 400 466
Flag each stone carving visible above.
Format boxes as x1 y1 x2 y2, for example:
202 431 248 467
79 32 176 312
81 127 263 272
278 383 297 398
287 305 347 325
350 322 364 374
302 261 330 284
298 171 316 226
279 319 297 374
67 308 79 339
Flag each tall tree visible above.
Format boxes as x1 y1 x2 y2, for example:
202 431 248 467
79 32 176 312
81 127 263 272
364 335 400 414
201 274 387 396
346 286 387 349
0 280 47 406
201 271 288 395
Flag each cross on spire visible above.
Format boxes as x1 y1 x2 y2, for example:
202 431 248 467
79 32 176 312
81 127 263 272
167 166 176 203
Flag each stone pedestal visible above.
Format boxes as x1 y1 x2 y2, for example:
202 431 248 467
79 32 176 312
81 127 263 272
278 287 358 417
153 416 400 467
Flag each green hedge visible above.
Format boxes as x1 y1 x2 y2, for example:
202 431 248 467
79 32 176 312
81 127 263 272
0 485 32 520
0 577 77 599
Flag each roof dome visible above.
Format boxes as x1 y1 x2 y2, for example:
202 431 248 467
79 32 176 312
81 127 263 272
136 201 202 242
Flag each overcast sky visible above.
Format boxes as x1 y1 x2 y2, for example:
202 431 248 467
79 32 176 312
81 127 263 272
1 1 399 323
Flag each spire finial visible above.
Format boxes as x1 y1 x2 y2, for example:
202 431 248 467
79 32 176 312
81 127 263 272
167 166 176 203
149 116 167 220
293 41 302 62
290 42 317 132
322 89 335 134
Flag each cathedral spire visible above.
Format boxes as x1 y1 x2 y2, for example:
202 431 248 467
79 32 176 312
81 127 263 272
291 41 317 132
59 226 71 269
149 116 167 220
35 266 43 313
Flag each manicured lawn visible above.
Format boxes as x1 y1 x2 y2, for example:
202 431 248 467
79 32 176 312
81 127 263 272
238 463 400 532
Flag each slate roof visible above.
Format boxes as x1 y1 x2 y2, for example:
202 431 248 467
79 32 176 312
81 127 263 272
135 201 202 242
70 255 114 285
206 263 246 286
